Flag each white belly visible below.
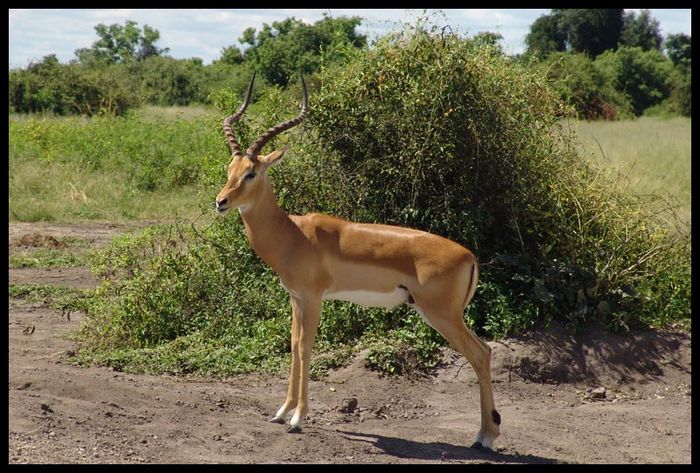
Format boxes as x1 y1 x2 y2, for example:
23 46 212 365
323 287 409 309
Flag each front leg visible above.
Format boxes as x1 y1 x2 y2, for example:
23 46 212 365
270 296 301 424
287 294 322 433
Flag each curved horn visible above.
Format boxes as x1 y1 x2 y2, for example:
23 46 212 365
223 72 256 156
246 75 308 160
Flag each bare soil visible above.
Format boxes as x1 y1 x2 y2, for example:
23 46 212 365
8 221 692 464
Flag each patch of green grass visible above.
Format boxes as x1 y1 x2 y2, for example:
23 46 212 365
10 248 86 268
136 105 216 123
9 152 210 223
9 110 225 223
9 283 92 313
9 283 78 299
10 234 90 264
10 235 93 268
569 116 691 225
72 331 290 376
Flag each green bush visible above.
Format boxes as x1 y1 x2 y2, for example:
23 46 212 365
8 55 253 116
125 56 208 106
240 15 366 86
309 28 689 334
75 25 689 379
9 55 139 116
595 46 674 116
662 66 691 117
9 110 221 192
540 52 633 119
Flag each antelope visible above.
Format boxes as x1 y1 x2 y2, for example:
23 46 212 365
215 73 501 449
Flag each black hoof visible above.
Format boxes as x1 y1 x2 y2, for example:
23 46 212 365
286 425 302 434
269 416 285 424
471 441 494 452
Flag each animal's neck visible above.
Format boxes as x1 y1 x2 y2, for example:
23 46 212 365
239 180 295 271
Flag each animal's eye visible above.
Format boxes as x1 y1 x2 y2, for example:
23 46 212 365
245 172 256 180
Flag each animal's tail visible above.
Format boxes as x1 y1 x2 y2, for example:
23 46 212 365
463 260 479 309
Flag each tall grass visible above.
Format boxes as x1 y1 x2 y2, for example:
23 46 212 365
569 116 691 225
9 108 225 223
9 157 206 222
11 110 690 227
136 104 215 122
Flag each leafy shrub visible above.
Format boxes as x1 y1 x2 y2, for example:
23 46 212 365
75 24 689 379
9 110 221 192
240 15 366 86
660 66 691 117
594 46 674 116
309 27 689 335
126 56 208 106
540 52 633 119
9 55 139 116
363 322 443 376
9 55 250 116
201 62 261 105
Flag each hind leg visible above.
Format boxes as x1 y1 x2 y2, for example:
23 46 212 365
414 302 501 449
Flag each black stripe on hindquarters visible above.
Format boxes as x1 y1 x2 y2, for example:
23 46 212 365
492 409 501 425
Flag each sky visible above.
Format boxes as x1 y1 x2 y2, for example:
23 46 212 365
8 9 692 69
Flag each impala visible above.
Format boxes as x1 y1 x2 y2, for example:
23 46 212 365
215 74 501 449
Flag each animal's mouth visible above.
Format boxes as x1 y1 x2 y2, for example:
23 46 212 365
216 205 229 214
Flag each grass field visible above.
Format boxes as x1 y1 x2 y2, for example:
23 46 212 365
9 110 691 227
567 116 691 225
9 108 220 223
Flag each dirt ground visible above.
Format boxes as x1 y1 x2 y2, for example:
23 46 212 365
8 221 692 464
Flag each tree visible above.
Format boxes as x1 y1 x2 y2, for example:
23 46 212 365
664 33 691 68
239 27 257 49
128 56 206 106
595 46 673 115
237 14 366 86
136 24 169 60
620 10 662 51
525 13 566 58
526 9 624 58
664 33 691 117
541 52 632 119
556 9 624 57
472 32 504 54
75 20 169 65
216 45 244 65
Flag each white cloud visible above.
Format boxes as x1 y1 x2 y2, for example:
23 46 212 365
8 9 692 69
648 9 692 37
86 9 136 20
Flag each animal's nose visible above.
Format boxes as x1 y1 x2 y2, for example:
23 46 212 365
216 198 227 208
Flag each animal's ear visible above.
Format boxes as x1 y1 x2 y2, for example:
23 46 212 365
258 147 288 168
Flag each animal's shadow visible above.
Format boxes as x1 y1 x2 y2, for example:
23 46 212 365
334 429 563 464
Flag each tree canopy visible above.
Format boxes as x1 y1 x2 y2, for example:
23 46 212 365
558 9 624 57
665 33 691 68
526 9 650 58
524 14 567 59
74 20 169 65
235 14 366 86
8 14 690 119
620 10 663 51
